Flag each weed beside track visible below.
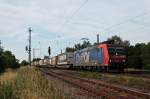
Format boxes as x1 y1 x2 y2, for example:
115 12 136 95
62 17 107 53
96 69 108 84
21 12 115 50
0 66 65 99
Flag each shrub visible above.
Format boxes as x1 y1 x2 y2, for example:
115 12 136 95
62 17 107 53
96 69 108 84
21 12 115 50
143 64 150 70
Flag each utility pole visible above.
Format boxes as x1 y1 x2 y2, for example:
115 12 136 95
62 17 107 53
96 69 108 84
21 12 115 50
28 27 32 66
33 48 35 59
61 49 62 54
0 40 2 52
38 42 42 58
97 34 99 44
0 40 1 49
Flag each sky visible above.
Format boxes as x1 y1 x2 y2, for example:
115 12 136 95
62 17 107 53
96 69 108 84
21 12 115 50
0 0 150 61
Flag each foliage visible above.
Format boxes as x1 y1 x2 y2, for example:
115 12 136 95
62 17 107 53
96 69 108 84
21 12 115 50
107 35 130 46
20 60 29 66
65 47 76 52
32 58 41 62
44 56 49 59
0 47 20 73
65 40 91 51
67 40 91 51
127 43 150 69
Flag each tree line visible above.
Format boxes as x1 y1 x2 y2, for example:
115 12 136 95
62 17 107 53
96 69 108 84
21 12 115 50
0 46 20 73
19 35 150 70
65 35 150 70
127 43 150 70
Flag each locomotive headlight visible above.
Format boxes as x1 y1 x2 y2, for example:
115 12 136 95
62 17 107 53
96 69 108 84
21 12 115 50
122 60 126 62
109 59 112 63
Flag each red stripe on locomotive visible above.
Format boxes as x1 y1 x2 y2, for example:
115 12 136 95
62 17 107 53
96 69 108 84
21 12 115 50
98 44 109 66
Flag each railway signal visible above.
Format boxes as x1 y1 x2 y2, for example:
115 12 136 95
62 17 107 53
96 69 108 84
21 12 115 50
25 46 28 53
48 46 51 56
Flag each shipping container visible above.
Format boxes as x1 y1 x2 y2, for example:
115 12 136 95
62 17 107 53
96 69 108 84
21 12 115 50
39 59 44 65
44 59 49 65
73 46 105 66
51 56 58 66
57 52 74 65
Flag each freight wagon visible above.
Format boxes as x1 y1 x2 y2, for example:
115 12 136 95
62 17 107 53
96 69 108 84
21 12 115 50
34 61 39 66
39 59 44 66
57 52 74 66
51 56 58 66
43 58 49 65
49 58 52 65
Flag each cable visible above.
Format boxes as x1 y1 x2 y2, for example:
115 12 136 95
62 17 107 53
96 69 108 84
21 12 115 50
103 11 150 32
67 0 89 21
57 0 89 34
67 10 150 34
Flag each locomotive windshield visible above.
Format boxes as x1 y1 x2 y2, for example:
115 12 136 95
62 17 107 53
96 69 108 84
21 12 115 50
108 47 126 55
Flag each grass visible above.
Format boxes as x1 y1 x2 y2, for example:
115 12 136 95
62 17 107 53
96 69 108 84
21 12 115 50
75 71 150 91
0 66 65 99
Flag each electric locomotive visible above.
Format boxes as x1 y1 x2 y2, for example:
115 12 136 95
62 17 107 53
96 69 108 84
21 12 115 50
73 43 126 71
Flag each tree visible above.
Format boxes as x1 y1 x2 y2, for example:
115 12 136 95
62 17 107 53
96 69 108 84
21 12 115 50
65 47 76 52
0 54 5 73
32 58 41 62
74 43 82 50
0 50 20 72
21 60 29 66
127 42 150 70
82 40 91 48
107 35 130 46
74 40 91 50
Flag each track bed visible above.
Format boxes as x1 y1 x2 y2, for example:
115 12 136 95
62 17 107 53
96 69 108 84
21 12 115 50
38 66 150 99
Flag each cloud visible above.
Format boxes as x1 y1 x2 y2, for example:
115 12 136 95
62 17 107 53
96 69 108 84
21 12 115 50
0 0 150 60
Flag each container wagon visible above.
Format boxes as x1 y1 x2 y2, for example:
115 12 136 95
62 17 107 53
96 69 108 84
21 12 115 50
51 56 58 66
43 58 49 65
57 52 74 67
39 59 44 66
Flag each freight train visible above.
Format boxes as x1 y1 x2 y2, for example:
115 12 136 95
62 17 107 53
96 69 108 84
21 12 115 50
34 43 127 72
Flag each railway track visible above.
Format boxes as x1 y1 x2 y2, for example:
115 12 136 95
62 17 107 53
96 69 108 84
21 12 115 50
37 65 150 80
38 67 150 99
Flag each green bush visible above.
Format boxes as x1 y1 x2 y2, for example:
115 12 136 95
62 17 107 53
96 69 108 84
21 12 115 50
0 50 20 73
143 64 150 70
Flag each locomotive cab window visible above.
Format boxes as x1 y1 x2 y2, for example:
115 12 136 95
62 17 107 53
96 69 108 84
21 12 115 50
116 48 126 55
108 47 126 55
108 47 116 55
